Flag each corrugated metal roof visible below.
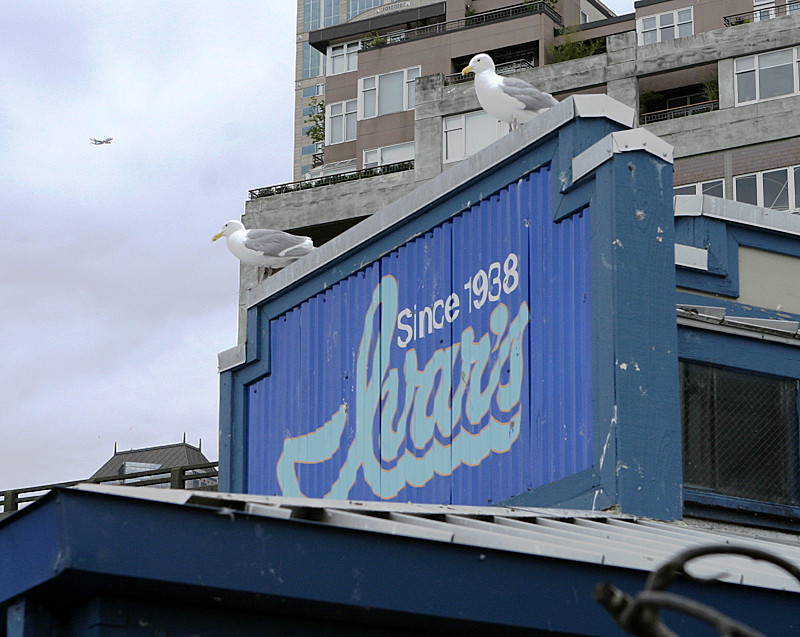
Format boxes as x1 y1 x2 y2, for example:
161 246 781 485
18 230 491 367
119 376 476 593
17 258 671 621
89 443 210 479
75 484 800 594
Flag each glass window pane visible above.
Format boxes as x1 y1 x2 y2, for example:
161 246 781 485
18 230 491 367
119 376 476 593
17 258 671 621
345 112 356 140
659 12 674 26
660 25 675 41
677 9 692 22
364 149 378 167
407 67 420 80
332 54 344 74
643 30 657 44
330 102 342 115
760 49 793 68
735 56 755 72
735 175 758 205
674 185 697 196
759 64 794 99
443 115 463 132
381 142 414 164
363 76 375 89
444 130 465 162
464 111 500 157
378 70 404 115
330 115 343 143
702 180 724 198
763 169 789 210
642 16 656 29
736 70 756 103
678 22 692 38
795 167 800 210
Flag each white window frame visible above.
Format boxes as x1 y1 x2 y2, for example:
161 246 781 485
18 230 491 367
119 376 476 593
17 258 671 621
673 179 725 198
735 46 800 105
325 99 357 145
327 41 360 75
637 7 693 45
362 141 415 168
358 66 421 119
733 166 800 212
753 0 776 21
442 110 509 163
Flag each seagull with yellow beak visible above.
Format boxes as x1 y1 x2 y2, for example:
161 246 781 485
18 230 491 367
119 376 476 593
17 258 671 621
461 53 558 132
213 220 315 276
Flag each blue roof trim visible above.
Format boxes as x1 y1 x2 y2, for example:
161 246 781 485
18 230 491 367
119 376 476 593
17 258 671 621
4 488 800 635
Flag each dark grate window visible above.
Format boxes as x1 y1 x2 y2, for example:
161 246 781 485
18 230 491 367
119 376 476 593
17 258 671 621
680 361 800 506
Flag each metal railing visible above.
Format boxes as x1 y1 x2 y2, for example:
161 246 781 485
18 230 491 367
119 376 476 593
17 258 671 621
361 1 562 50
640 100 718 125
249 160 415 200
2 461 219 516
724 2 800 26
446 58 536 85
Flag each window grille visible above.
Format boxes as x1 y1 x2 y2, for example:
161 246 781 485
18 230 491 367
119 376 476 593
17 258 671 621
680 361 800 506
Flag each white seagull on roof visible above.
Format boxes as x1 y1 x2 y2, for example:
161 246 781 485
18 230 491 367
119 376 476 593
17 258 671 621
461 53 558 132
213 220 315 276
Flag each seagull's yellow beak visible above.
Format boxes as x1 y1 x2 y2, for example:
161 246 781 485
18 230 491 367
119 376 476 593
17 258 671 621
461 65 474 77
212 231 223 242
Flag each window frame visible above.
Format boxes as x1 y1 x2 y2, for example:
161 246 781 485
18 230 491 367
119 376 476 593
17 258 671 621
637 7 693 45
362 141 415 168
678 320 800 524
733 165 800 212
442 110 509 163
358 66 421 119
327 41 360 76
673 179 725 199
735 46 800 105
325 99 358 145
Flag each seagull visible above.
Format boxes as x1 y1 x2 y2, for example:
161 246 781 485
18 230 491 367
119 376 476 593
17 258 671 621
461 53 558 131
212 220 315 276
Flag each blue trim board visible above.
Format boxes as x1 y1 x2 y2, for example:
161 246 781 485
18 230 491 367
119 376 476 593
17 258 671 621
4 488 800 635
676 212 800 297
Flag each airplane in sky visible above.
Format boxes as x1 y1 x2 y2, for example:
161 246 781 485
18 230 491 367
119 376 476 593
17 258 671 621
90 138 113 145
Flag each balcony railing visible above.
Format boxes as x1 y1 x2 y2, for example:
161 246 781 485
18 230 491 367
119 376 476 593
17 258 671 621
446 58 536 85
249 160 415 200
724 2 800 26
361 1 562 51
2 461 219 516
640 100 719 125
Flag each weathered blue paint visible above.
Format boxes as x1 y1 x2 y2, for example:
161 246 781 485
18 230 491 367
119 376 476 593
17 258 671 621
221 100 683 519
245 169 594 504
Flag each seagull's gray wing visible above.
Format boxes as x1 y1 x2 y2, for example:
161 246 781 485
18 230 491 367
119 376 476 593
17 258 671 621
243 229 314 257
500 77 558 112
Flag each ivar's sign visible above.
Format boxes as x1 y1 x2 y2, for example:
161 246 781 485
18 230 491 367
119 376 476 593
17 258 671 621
277 253 529 499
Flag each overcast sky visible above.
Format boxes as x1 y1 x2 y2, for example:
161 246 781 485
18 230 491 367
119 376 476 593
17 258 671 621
1 0 634 492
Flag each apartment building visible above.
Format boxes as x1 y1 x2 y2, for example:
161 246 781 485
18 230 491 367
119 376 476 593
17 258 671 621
264 0 800 249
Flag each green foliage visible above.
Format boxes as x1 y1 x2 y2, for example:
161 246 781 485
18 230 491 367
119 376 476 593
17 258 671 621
548 26 603 63
640 90 664 110
365 30 387 47
304 96 325 144
464 3 476 17
702 78 719 102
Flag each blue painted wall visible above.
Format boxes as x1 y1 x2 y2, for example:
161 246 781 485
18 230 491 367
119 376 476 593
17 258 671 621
246 168 593 504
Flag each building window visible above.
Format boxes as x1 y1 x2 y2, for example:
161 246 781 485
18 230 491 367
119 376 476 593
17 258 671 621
359 67 421 118
326 99 357 145
735 47 800 104
443 110 508 163
638 7 693 45
327 42 360 75
673 179 725 198
304 0 340 31
753 0 776 21
680 361 800 506
363 141 414 168
303 42 325 79
302 84 325 98
734 166 800 212
348 0 382 20
580 10 589 23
